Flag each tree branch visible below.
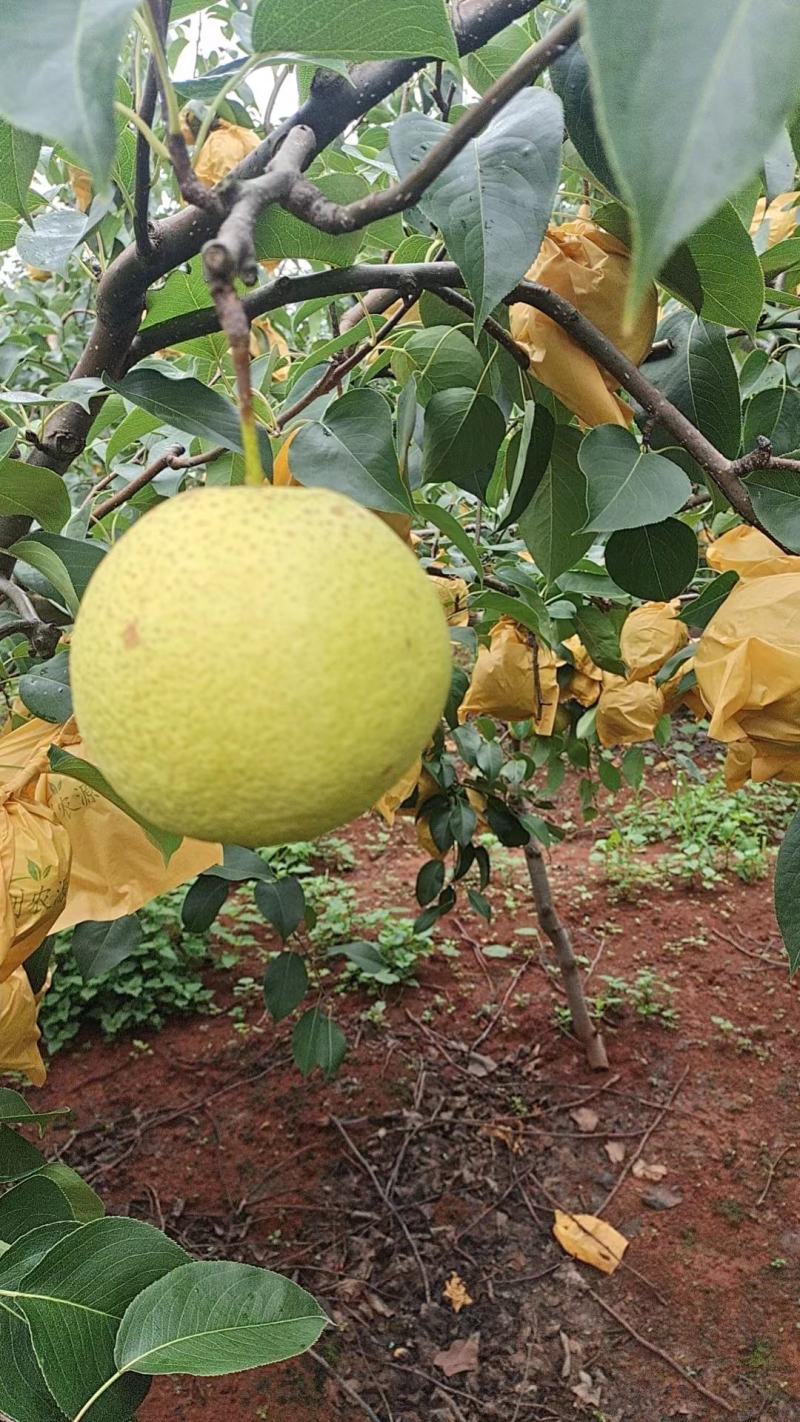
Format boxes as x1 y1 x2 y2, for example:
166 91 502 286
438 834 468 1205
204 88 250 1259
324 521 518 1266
276 296 418 430
90 443 227 522
134 0 171 258
31 0 547 481
282 8 581 235
433 286 530 368
134 260 785 534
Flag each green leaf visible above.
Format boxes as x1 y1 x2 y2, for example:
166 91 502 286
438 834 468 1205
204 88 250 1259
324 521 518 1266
416 859 445 906
605 519 698 600
390 88 563 329
743 385 800 457
519 425 592 580
450 799 477 846
255 876 305 941
471 589 552 644
204 845 275 883
584 0 800 313
775 809 800 973
679 571 739 629
486 799 529 848
287 389 411 514
12 1216 187 1422
255 173 385 267
745 469 800 552
0 122 40 220
415 500 483 576
498 401 555 531
107 370 271 468
0 1169 100 1244
18 652 72 725
573 604 626 676
116 1259 327 1375
680 203 764 332
644 312 742 459
0 1286 68 1422
23 937 54 999
579 426 691 532
0 1124 45 1182
0 1090 65 1134
391 326 485 406
550 40 620 196
760 236 800 279
16 207 92 274
464 23 533 95
0 0 138 185
8 533 105 614
329 940 394 979
467 887 491 921
252 0 457 62
622 745 645 788
181 877 229 933
106 407 162 463
0 457 71 532
263 951 309 1022
71 916 144 981
421 388 506 495
292 1007 347 1079
47 748 181 863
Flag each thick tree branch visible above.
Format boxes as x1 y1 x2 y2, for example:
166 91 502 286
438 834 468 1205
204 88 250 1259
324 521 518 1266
201 126 316 287
134 260 783 534
32 0 546 482
282 8 581 235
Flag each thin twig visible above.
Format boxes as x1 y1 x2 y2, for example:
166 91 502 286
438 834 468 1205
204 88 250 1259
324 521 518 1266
586 1288 735 1413
435 285 530 368
756 1143 797 1206
276 296 416 429
91 444 183 520
471 962 527 1052
282 9 581 234
309 1348 387 1422
711 925 787 969
330 1115 432 1303
598 1066 689 1214
134 0 170 258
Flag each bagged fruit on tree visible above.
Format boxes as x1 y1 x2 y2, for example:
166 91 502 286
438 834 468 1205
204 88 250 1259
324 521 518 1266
705 525 800 581
0 745 72 984
68 164 92 212
695 573 800 787
560 635 603 707
458 617 560 733
428 574 469 628
373 757 423 826
0 717 220 932
596 673 665 747
620 601 688 680
509 220 657 427
750 190 800 247
0 966 47 1086
192 117 260 187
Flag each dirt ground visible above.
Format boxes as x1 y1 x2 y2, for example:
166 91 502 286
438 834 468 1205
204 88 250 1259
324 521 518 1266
33 804 800 1422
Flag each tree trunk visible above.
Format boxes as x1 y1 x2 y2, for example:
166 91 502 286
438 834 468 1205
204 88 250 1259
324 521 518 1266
524 840 608 1071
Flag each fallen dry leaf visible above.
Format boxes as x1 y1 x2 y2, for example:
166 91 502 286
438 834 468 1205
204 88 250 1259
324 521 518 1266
632 1158 667 1182
434 1333 480 1378
642 1185 682 1210
442 1272 473 1314
570 1106 600 1133
481 1121 523 1154
572 1371 603 1407
605 1140 626 1164
553 1209 629 1275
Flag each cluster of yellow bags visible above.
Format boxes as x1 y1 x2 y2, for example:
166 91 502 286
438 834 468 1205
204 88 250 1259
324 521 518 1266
0 716 220 1085
509 219 657 427
695 527 800 789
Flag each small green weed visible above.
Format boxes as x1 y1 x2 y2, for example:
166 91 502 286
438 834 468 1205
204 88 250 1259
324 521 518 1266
593 773 798 893
554 968 676 1031
41 886 218 1055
